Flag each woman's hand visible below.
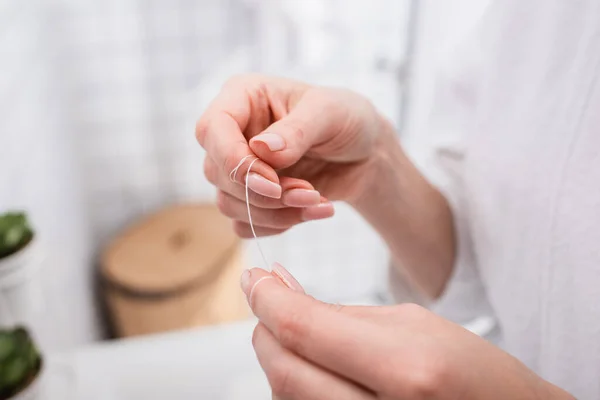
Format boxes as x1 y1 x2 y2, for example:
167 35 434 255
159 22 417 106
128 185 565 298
195 74 390 238
242 266 575 400
196 73 455 297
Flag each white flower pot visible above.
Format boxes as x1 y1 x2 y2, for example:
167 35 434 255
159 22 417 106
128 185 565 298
0 237 43 328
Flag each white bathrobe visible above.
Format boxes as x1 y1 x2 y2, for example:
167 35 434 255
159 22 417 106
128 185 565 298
398 1 600 397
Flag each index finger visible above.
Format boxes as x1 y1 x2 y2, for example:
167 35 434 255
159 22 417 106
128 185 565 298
241 268 399 392
195 84 279 185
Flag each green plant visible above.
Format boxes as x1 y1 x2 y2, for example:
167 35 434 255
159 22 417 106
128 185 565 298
0 327 41 399
0 213 33 260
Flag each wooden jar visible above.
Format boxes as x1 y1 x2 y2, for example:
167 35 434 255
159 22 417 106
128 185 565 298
101 204 249 337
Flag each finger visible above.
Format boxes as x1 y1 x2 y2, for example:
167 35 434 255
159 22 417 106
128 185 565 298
329 304 404 326
206 156 323 208
218 192 332 230
249 88 343 169
253 323 375 400
218 192 301 229
244 175 324 208
240 268 400 392
279 177 322 208
233 221 288 238
206 158 284 208
300 198 335 220
196 85 280 193
271 262 305 293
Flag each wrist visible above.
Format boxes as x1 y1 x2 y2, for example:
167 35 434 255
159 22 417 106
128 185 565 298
348 116 404 210
349 117 456 297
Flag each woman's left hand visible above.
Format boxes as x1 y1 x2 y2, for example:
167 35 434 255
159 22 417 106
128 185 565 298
242 266 574 400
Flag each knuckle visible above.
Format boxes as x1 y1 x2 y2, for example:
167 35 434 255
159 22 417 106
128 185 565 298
401 356 447 399
281 121 306 145
268 358 294 397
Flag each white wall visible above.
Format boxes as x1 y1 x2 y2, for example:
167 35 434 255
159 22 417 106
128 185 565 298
0 1 102 350
1 0 499 350
1 0 414 349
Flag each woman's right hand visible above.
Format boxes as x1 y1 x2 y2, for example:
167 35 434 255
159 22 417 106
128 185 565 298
243 267 575 400
195 74 394 238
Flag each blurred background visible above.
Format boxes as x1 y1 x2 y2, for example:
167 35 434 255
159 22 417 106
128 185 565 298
0 0 489 398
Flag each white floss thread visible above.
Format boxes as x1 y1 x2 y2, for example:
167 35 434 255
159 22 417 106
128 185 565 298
248 276 275 307
229 155 270 270
229 155 255 183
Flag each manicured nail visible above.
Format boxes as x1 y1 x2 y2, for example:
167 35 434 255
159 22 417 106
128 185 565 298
302 202 335 221
240 269 251 294
247 173 282 199
271 263 305 293
281 189 321 207
251 133 286 152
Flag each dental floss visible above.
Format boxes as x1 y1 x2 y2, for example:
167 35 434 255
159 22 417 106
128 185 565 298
229 155 270 271
230 156 297 290
229 155 255 183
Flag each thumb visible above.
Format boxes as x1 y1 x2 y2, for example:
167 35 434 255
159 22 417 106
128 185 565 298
249 91 339 169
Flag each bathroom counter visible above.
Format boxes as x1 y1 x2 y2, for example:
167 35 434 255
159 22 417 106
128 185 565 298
43 309 496 399
46 319 270 400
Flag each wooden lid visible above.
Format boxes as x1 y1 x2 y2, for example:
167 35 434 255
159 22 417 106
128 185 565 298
101 204 239 295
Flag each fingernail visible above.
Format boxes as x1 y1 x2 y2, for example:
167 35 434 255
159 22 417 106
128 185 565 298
240 269 251 294
302 202 335 221
247 173 282 199
251 133 286 152
281 189 321 207
271 263 305 293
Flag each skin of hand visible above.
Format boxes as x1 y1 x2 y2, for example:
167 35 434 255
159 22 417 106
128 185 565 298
242 266 576 400
196 74 383 234
196 74 455 297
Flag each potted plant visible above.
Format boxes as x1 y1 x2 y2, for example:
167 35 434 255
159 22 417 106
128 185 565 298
0 326 42 400
0 213 33 260
0 212 41 327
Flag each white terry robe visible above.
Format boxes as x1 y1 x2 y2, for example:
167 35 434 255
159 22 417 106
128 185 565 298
394 1 600 397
